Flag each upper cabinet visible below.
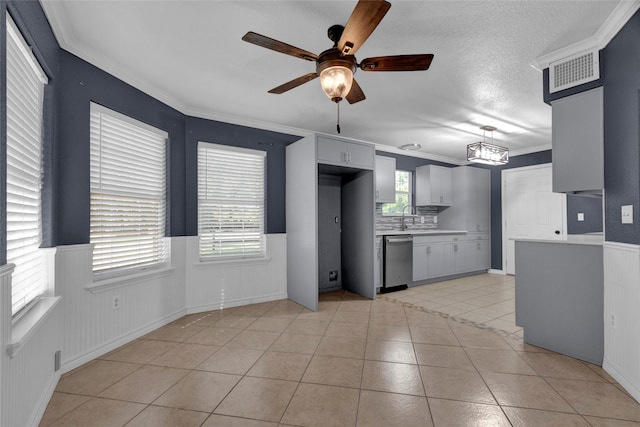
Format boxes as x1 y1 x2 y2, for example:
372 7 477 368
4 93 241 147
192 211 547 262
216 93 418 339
438 166 491 232
415 165 452 206
316 135 375 170
375 155 396 203
551 87 603 194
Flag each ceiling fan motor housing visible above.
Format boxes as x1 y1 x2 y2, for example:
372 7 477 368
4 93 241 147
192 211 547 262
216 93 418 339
317 48 357 102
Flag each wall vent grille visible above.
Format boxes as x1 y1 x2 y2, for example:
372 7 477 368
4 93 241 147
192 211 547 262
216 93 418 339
549 50 599 93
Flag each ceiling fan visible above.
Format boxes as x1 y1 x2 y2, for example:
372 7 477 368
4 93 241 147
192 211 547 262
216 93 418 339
242 0 434 131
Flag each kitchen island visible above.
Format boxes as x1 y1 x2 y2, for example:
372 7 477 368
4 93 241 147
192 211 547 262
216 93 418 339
515 235 603 365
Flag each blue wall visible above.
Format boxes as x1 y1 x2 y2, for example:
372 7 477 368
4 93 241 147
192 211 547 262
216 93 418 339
184 117 300 235
603 10 640 244
0 0 302 264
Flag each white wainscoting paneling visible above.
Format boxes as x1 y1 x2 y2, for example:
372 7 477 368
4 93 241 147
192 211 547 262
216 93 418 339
603 241 640 402
185 234 287 313
1 262 63 427
57 238 187 372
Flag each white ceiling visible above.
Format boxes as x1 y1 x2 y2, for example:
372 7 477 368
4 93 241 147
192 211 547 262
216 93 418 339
41 0 631 163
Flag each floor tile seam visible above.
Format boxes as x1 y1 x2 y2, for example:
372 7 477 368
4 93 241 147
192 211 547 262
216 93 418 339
479 369 580 416
386 296 522 340
513 352 611 384
67 361 149 398
38 393 95 427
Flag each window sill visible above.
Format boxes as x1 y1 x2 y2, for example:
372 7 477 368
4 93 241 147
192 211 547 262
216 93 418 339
195 256 272 269
7 296 61 359
86 265 175 294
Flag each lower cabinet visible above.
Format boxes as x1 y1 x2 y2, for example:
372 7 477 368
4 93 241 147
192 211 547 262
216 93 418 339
464 233 490 272
374 237 383 290
412 233 489 282
413 237 445 281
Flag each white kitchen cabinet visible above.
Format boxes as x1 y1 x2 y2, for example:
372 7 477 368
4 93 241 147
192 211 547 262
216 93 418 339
413 235 445 281
375 155 396 203
463 233 490 272
443 235 464 275
415 165 452 206
439 166 491 233
317 135 375 170
551 87 603 194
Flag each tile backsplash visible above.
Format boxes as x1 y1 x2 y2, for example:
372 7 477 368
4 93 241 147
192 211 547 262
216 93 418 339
376 205 439 231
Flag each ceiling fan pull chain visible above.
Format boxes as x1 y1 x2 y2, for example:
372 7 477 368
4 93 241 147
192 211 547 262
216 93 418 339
336 102 341 134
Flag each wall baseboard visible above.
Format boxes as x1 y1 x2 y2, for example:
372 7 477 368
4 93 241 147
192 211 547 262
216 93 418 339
28 371 61 427
488 269 507 275
186 292 288 315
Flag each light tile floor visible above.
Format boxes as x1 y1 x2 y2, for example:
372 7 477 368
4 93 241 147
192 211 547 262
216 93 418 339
41 274 640 426
381 273 522 337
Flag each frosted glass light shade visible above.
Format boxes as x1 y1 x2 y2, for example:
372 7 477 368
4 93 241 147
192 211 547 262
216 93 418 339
320 65 353 102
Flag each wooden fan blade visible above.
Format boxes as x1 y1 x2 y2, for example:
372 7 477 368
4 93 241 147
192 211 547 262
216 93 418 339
359 54 434 71
346 78 366 104
242 31 318 62
337 0 391 56
268 73 319 94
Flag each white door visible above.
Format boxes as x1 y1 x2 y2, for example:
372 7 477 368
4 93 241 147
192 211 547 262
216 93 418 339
502 164 566 275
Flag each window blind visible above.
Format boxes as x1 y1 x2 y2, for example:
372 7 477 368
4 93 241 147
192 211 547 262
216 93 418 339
89 103 167 276
198 142 266 259
6 14 48 316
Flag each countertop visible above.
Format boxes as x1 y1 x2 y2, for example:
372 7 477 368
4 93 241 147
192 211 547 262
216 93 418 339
376 229 467 236
512 234 603 246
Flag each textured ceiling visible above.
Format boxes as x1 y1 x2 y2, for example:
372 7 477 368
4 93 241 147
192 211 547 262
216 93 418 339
40 0 625 163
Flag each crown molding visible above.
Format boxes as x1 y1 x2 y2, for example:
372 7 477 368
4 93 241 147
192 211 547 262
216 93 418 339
374 144 467 166
532 0 640 71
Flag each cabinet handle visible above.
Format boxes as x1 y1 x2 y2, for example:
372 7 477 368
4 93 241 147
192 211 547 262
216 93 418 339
426 246 431 255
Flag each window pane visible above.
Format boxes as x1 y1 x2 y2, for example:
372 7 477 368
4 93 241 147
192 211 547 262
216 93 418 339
6 14 47 315
198 142 266 259
381 170 412 215
89 103 167 275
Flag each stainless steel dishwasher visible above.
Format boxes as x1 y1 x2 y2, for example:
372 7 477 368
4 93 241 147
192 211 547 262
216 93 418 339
383 235 412 293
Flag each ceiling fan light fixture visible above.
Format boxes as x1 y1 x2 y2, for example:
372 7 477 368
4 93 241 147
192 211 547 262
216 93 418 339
400 143 421 150
319 63 354 102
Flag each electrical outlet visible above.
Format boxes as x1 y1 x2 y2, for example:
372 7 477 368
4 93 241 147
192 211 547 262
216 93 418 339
112 296 120 310
610 314 616 328
577 213 584 222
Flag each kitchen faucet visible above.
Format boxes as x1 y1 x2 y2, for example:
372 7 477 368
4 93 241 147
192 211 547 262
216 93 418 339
401 205 415 231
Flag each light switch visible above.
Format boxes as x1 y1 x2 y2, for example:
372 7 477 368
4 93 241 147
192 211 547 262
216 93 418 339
622 205 633 224
577 213 584 222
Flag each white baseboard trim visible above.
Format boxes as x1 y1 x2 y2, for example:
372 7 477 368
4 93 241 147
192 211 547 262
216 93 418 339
60 308 185 374
488 269 507 275
186 292 288 314
29 371 61 427
603 358 640 403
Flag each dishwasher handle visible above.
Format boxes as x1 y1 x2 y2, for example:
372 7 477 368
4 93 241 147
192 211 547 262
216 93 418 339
385 236 413 244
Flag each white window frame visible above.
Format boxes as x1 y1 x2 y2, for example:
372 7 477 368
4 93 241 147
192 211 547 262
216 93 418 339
382 169 413 216
197 142 266 260
6 13 48 317
89 102 168 280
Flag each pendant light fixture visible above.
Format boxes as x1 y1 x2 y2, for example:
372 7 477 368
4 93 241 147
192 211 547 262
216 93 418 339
467 125 509 165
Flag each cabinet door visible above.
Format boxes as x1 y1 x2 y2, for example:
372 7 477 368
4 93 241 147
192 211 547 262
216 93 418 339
443 242 458 275
375 156 396 203
316 136 374 169
346 141 375 169
551 87 603 193
427 244 445 278
431 166 453 205
415 165 452 206
413 244 430 281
